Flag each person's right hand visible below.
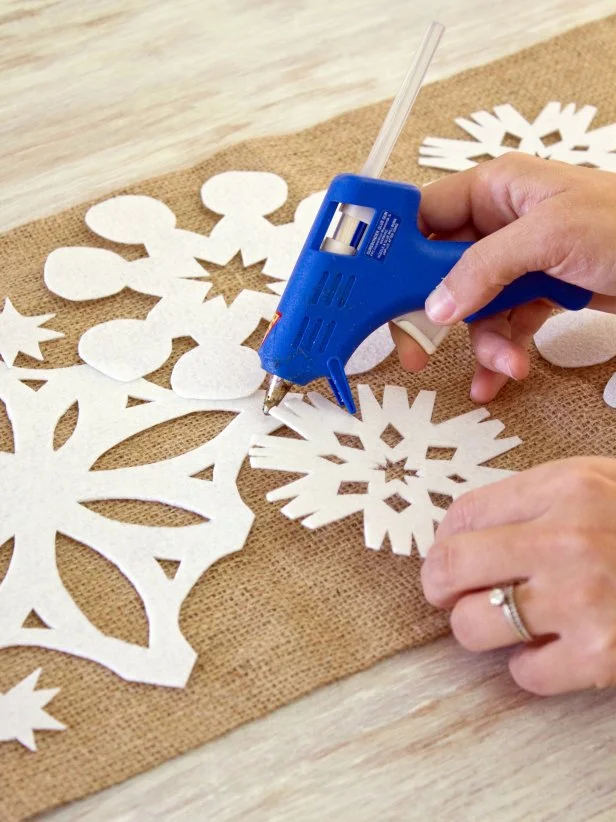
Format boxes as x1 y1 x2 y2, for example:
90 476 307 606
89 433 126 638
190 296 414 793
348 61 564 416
392 154 616 403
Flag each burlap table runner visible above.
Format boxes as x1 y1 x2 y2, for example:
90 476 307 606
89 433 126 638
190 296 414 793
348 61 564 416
1 14 616 819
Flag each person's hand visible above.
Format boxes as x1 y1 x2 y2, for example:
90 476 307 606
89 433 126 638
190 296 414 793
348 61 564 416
421 456 616 696
392 154 616 403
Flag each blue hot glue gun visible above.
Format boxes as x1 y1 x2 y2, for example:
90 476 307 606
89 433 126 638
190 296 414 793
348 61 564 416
259 23 593 414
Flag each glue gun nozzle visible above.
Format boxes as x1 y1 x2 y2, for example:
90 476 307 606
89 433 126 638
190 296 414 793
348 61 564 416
263 375 293 414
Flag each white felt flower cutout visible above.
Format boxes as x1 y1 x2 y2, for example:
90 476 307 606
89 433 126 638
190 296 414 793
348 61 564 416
250 385 521 557
0 363 284 687
0 668 65 751
262 190 326 295
419 102 616 172
86 194 218 261
200 171 288 266
533 308 616 407
0 297 63 367
44 174 396 397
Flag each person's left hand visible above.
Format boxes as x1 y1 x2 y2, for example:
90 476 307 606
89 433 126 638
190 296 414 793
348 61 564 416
421 456 616 695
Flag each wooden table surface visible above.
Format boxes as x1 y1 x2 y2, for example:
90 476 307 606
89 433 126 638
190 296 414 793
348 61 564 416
2 0 615 819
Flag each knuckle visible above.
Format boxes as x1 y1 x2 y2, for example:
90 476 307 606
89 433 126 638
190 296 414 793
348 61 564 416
442 492 476 537
560 463 606 502
568 570 609 611
459 241 496 283
421 540 457 604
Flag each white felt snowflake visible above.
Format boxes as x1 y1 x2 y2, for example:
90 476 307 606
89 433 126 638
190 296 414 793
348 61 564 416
419 102 616 172
0 668 65 751
0 363 282 687
0 298 63 367
250 386 521 557
43 174 393 394
533 308 616 408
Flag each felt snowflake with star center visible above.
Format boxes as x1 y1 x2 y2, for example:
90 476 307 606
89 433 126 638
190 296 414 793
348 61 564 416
419 102 616 172
250 385 521 557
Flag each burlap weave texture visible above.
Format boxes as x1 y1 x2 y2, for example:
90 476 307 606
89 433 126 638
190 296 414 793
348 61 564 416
1 14 616 819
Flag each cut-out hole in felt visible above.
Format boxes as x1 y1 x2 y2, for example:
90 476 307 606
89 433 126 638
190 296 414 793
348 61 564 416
0 363 284 686
502 133 522 148
191 464 215 481
419 102 616 172
381 459 416 483
380 423 404 448
91 411 237 470
21 380 46 392
335 432 364 450
426 446 457 461
0 400 14 453
21 610 50 630
125 395 152 408
338 481 369 495
448 473 467 484
156 558 182 580
251 385 521 557
428 491 454 509
542 129 562 146
81 499 209 528
322 453 346 465
384 493 412 513
57 534 150 649
0 538 14 586
53 401 79 451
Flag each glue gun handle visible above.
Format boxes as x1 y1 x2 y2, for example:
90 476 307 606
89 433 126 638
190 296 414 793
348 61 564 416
467 272 593 322
424 238 592 320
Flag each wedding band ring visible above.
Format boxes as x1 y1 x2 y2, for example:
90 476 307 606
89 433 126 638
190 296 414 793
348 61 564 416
489 584 534 643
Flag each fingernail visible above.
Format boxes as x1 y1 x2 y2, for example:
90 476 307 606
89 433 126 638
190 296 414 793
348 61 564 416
426 283 457 323
494 353 515 379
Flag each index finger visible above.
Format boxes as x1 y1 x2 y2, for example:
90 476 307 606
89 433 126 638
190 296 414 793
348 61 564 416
419 153 561 237
436 462 558 543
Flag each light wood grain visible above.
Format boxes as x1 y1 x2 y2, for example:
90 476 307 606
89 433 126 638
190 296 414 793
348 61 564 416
0 0 612 233
2 0 615 819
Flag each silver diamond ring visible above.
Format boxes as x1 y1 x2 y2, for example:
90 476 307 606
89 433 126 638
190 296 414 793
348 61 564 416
489 584 534 643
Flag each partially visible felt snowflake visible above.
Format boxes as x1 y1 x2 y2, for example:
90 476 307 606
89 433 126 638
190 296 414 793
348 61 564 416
419 102 616 172
0 298 63 367
250 385 521 557
0 363 282 687
0 668 65 751
43 174 394 394
533 308 616 408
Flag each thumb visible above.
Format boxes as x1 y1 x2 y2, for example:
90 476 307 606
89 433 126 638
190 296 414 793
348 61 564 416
424 212 566 324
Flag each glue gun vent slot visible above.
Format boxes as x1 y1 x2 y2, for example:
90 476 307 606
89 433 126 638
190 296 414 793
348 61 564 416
323 272 343 306
310 271 329 305
338 276 355 308
292 316 309 349
319 321 336 352
303 319 323 351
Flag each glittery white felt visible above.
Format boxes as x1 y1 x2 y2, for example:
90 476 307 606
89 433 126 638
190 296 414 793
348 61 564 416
0 364 283 687
419 102 616 172
250 385 521 557
534 309 616 368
